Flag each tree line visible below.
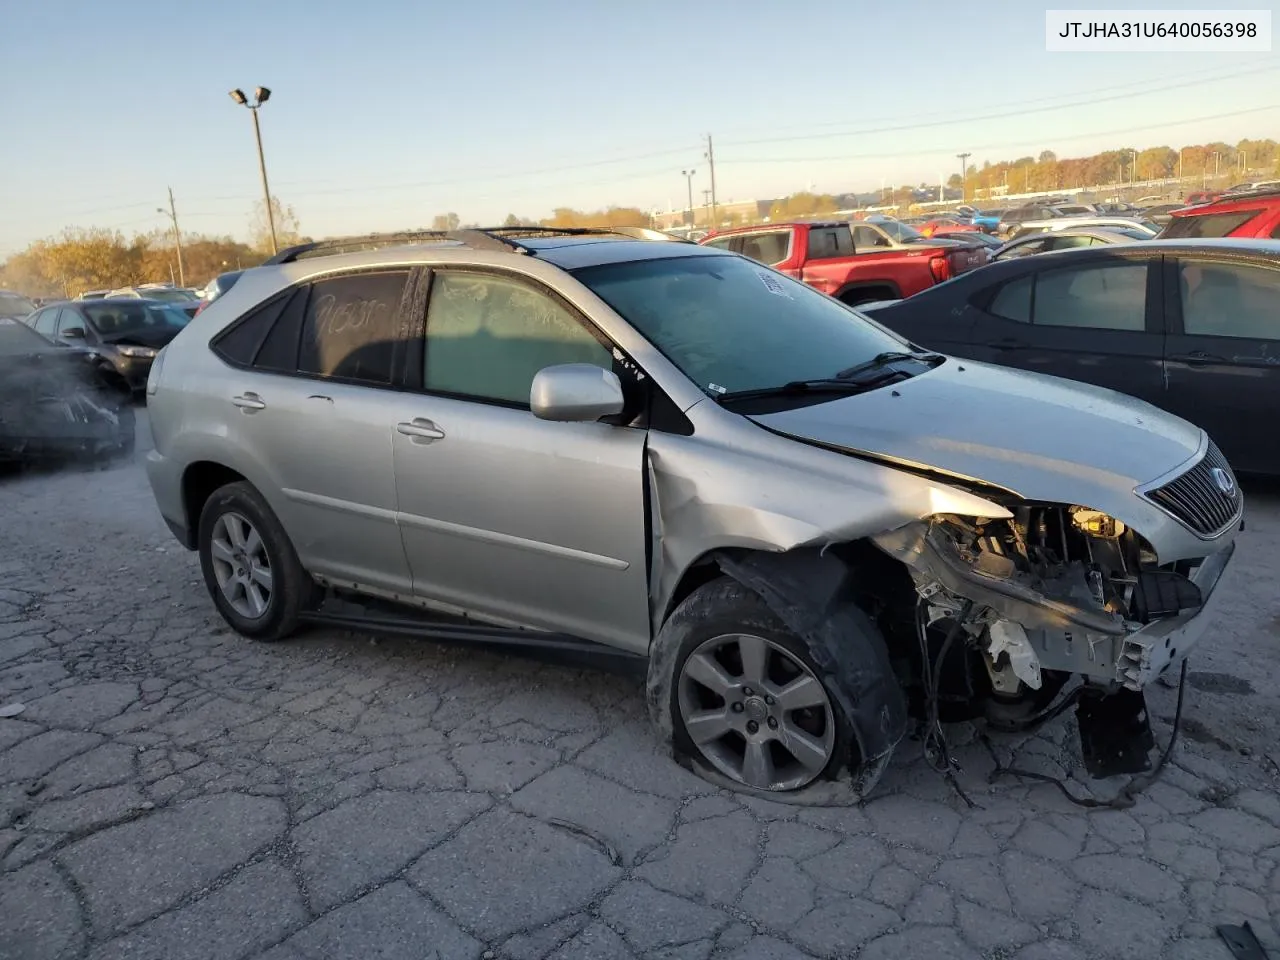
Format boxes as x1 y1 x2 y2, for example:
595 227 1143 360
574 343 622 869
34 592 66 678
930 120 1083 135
5 135 1277 296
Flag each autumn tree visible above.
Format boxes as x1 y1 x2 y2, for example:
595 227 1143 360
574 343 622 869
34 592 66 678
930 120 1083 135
768 192 838 219
431 213 461 231
540 207 650 228
250 196 304 252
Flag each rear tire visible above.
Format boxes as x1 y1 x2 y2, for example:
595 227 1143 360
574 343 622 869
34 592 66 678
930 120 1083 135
197 481 317 641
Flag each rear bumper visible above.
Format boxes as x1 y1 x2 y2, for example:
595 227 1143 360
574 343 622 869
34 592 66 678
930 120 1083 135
145 449 194 548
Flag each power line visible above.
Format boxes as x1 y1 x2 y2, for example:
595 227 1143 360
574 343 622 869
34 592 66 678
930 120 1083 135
712 60 1276 138
717 64 1280 149
715 104 1280 166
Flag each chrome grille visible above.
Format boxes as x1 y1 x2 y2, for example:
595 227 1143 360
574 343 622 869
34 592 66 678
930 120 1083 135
1143 442 1242 538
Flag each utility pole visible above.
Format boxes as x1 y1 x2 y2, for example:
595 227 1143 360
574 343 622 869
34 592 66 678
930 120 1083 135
157 187 185 286
681 169 696 227
956 152 971 203
704 135 718 227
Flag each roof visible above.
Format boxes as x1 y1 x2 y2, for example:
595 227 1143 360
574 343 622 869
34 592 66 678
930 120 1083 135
239 226 720 275
41 297 185 310
1171 188 1280 215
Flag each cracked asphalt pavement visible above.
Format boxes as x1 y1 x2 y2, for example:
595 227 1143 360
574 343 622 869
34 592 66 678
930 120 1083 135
2 412 1280 960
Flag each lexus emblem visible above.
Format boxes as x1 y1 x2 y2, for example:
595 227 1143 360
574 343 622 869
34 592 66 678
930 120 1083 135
1211 467 1236 497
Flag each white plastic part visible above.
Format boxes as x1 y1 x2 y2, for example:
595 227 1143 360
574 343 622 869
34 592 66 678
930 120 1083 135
987 620 1043 690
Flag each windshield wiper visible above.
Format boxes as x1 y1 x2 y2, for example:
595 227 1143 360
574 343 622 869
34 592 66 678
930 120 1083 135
834 350 943 382
716 378 891 404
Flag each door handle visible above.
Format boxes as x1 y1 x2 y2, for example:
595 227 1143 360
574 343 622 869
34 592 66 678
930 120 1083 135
987 338 1026 350
232 392 266 411
1169 351 1223 366
397 418 446 443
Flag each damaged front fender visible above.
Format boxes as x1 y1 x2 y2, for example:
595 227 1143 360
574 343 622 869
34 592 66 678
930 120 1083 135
646 430 1010 633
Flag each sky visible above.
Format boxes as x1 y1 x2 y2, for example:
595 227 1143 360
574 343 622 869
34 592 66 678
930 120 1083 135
1 0 1278 255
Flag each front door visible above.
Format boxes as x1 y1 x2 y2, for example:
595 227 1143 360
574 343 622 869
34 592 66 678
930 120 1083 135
211 269 415 594
1161 255 1280 475
968 254 1166 406
391 268 652 652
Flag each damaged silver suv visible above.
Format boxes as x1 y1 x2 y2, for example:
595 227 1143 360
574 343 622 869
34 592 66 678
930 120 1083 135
144 227 1241 797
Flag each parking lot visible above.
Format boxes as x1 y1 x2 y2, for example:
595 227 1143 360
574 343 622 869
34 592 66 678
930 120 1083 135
2 411 1279 960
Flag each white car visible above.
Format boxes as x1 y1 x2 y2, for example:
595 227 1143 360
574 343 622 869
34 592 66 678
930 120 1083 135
1010 216 1159 240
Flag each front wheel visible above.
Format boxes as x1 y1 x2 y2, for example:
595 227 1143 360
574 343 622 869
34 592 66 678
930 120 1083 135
197 481 316 641
648 578 853 793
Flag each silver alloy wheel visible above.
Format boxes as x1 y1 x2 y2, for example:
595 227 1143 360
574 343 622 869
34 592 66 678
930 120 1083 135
209 511 273 620
676 632 836 791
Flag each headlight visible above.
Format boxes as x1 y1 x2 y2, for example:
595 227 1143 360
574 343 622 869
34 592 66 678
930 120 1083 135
118 345 157 359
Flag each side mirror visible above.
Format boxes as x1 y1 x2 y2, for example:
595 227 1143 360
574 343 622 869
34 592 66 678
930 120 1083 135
530 363 625 423
61 327 85 339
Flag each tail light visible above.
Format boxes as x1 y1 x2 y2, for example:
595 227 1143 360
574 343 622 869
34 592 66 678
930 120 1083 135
194 299 209 316
929 255 952 283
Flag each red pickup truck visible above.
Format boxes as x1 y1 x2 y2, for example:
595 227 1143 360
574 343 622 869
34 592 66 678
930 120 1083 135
700 221 985 304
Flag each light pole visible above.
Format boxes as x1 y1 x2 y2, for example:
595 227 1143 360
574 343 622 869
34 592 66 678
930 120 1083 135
157 186 185 286
956 152 971 203
229 86 277 254
681 169 696 227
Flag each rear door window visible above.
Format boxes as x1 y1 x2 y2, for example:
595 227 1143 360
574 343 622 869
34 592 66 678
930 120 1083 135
1160 210 1260 239
1033 262 1148 331
297 271 408 384
807 226 855 259
736 231 791 265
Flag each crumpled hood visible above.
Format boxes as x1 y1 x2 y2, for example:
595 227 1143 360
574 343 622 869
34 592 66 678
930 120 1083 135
748 359 1204 510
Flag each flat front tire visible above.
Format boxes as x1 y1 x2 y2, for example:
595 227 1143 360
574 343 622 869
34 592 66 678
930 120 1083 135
197 481 315 641
648 578 854 793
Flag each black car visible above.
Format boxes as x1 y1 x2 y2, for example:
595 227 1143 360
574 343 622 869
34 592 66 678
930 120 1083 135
0 316 134 464
23 298 191 394
0 291 36 320
863 238 1280 476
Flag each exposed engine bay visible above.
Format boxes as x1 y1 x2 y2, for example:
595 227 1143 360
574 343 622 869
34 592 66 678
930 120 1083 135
867 505 1221 780
876 506 1209 693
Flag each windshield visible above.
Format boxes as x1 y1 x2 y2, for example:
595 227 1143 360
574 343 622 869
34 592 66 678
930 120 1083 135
574 254 910 397
878 220 926 242
83 302 191 335
0 293 36 318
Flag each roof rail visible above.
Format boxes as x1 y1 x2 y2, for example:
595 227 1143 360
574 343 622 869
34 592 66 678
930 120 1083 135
1210 185 1280 203
264 225 692 266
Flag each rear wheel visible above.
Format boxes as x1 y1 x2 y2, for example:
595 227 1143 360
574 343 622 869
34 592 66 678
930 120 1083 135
197 481 317 641
839 288 893 307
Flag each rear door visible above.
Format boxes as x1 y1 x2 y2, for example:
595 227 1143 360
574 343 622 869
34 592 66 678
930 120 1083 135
390 267 652 651
967 253 1166 405
1160 255 1280 475
208 269 415 594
